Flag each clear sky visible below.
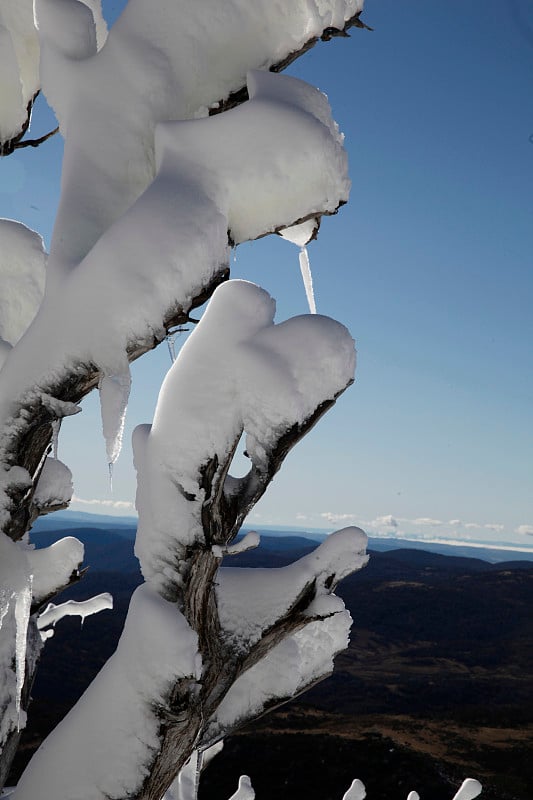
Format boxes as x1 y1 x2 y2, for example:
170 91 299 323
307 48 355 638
1 1 532 549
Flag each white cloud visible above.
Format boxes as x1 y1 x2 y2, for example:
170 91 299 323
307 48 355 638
71 494 135 512
449 519 462 526
515 524 533 536
412 517 443 527
464 522 481 530
295 513 308 521
372 514 398 529
320 512 358 524
484 523 504 532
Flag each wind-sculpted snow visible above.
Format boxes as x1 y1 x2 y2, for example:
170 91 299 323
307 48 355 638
134 281 356 593
216 527 368 651
27 534 83 603
15 584 201 800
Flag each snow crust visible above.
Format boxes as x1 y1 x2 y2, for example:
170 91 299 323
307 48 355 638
216 527 367 651
32 457 73 511
134 281 355 593
0 220 46 367
15 584 201 800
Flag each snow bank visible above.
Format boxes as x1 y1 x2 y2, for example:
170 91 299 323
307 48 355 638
134 281 355 593
15 584 201 800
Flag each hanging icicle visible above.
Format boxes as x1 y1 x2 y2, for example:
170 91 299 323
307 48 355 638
51 419 61 459
98 369 132 469
299 245 317 314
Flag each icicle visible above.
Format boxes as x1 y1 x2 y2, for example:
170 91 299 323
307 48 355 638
167 332 177 363
51 419 61 459
299 245 317 314
228 776 254 800
407 792 420 800
108 461 113 492
98 368 132 466
14 578 32 728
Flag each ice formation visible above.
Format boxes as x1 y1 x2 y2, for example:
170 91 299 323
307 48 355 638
452 779 482 800
299 245 317 314
98 371 132 466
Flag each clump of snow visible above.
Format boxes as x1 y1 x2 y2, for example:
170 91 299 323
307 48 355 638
0 220 46 364
135 281 355 593
32 456 73 511
229 775 255 800
34 0 360 265
406 792 420 800
208 609 352 740
279 218 319 247
15 583 201 800
0 1 39 145
453 779 483 800
343 779 366 800
37 592 113 639
212 531 260 558
216 527 367 651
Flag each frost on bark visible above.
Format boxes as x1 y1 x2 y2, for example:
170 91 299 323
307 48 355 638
0 0 372 795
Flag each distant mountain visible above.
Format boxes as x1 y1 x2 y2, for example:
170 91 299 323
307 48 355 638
31 511 533 563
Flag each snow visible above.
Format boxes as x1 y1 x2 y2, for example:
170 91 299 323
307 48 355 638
15 583 201 800
343 779 366 800
134 281 355 593
0 220 46 366
406 793 420 800
0 69 349 463
34 0 360 266
212 531 260 558
216 527 367 651
207 609 352 741
32 457 73 511
0 1 39 144
37 592 113 638
228 775 255 800
452 779 483 800
279 218 319 247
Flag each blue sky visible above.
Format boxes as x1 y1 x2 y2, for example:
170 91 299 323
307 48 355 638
1 1 532 548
